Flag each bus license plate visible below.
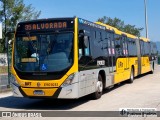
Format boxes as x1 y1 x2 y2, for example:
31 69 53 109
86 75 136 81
33 90 45 95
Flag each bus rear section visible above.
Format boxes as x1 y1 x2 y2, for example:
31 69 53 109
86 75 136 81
139 37 157 75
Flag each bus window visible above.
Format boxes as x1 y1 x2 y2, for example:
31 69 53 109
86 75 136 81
128 39 137 57
78 35 90 59
115 35 123 57
85 47 90 56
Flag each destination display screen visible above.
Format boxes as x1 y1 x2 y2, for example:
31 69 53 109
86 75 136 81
17 19 74 32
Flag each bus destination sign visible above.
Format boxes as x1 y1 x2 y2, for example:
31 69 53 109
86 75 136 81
17 20 74 31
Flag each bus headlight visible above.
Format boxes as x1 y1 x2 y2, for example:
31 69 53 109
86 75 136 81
10 74 19 87
62 73 75 87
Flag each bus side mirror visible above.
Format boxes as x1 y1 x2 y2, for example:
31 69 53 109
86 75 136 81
78 30 89 48
5 38 13 49
5 31 15 49
79 35 89 49
84 36 89 48
5 37 11 49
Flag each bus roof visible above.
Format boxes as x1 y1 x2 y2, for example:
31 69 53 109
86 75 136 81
95 22 137 39
140 37 150 42
95 22 122 35
122 32 137 39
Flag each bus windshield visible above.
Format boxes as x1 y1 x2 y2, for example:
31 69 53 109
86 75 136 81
14 32 73 72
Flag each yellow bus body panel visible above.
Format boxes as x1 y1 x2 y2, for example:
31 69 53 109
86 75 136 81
21 87 58 96
141 57 150 74
114 57 138 84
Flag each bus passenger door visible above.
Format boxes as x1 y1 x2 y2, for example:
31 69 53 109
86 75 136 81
78 30 96 97
108 32 115 73
140 40 145 74
122 36 129 79
122 36 129 69
136 38 141 75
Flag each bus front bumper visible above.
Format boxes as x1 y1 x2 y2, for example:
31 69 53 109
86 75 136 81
11 82 79 99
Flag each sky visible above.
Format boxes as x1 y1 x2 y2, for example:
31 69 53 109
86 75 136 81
24 0 160 42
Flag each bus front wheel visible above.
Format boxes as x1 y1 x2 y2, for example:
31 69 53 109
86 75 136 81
92 74 103 99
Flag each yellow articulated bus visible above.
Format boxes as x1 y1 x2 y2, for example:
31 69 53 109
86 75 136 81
10 17 157 99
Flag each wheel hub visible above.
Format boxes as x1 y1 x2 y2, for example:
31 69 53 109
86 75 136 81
97 81 103 92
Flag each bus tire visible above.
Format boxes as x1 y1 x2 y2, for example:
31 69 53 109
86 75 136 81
92 74 103 99
128 68 134 83
150 63 154 74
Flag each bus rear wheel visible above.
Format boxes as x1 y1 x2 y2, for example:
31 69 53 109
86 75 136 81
150 63 154 74
128 68 134 83
92 74 103 99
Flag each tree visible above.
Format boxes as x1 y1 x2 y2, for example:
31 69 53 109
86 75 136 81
97 16 143 37
0 0 41 53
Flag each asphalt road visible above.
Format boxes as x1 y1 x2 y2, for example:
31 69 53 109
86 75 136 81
0 65 160 120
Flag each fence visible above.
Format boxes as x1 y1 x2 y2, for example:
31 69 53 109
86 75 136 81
0 53 8 66
0 53 10 92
